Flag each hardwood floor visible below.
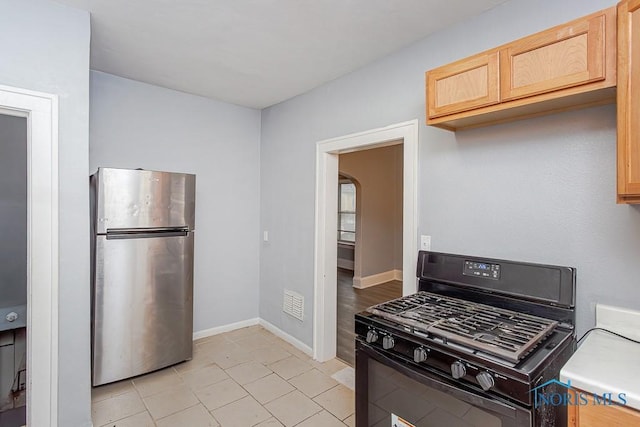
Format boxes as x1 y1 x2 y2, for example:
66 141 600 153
336 268 402 366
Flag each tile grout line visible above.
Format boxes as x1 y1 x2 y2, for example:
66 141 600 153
132 366 206 425
92 382 154 427
95 410 154 427
200 355 276 424
230 358 285 425
129 373 157 426
213 339 319 426
289 405 325 427
92 326 352 427
173 342 272 424
224 336 351 426
154 402 204 425
176 365 223 426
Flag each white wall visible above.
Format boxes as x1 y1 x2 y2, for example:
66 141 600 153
259 0 637 346
339 144 403 279
0 115 27 307
0 0 91 425
89 71 262 333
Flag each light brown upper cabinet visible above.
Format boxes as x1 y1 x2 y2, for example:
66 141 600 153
427 52 499 118
500 13 606 101
617 0 640 203
426 7 616 131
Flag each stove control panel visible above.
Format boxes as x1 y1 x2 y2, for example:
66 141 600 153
355 318 532 404
382 335 395 350
451 361 466 379
413 347 428 363
463 260 500 280
476 371 495 391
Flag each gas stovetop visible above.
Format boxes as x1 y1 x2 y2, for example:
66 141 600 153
355 251 577 407
367 291 558 363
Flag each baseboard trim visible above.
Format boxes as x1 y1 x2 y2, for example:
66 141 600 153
192 317 313 357
192 318 260 340
337 258 354 270
353 269 403 289
259 319 313 356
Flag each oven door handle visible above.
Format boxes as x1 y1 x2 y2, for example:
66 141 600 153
359 342 522 420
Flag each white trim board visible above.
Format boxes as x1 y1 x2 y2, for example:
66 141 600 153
259 319 313 356
337 259 354 270
192 318 259 340
192 317 313 357
353 269 403 289
313 119 419 362
0 85 59 427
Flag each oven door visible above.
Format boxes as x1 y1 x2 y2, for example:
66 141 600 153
356 340 531 427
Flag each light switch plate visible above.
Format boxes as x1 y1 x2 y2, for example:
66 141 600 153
263 231 269 242
420 235 431 250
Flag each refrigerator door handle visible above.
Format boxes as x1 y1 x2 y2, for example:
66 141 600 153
105 227 190 239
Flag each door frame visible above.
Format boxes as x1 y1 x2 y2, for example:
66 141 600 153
313 119 418 362
0 84 59 426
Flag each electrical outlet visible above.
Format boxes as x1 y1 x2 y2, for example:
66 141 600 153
420 235 431 251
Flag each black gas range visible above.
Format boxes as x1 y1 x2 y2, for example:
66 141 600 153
355 251 576 427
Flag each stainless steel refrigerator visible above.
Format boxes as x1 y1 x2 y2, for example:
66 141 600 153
90 167 196 386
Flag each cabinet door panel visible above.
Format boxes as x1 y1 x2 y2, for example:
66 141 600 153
427 52 499 118
575 391 640 426
501 13 606 101
618 0 640 201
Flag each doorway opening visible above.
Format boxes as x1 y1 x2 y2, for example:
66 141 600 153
0 114 28 426
314 120 418 362
0 85 59 427
336 145 404 366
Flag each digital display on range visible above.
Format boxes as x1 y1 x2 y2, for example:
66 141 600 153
463 260 500 280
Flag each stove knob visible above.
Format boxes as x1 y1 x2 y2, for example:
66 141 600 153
413 347 428 363
366 330 379 343
476 371 495 391
382 335 395 350
451 361 466 379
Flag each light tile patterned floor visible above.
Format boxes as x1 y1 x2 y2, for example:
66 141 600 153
91 326 355 427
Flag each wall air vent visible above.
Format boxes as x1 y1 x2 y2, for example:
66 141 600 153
283 290 304 321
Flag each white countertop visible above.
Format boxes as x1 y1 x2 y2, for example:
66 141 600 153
560 304 640 410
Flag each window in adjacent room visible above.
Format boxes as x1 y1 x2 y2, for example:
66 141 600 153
338 180 356 243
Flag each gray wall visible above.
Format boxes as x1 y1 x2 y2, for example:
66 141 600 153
89 71 262 332
339 144 403 278
0 115 27 308
260 0 638 346
0 0 91 425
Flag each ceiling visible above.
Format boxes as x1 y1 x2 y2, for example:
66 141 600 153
54 0 508 109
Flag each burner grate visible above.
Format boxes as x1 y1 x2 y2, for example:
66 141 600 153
367 292 558 363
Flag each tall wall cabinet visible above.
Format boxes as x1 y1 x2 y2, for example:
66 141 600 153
618 0 640 203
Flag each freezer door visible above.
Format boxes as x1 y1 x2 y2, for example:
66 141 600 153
92 232 194 386
94 168 195 234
